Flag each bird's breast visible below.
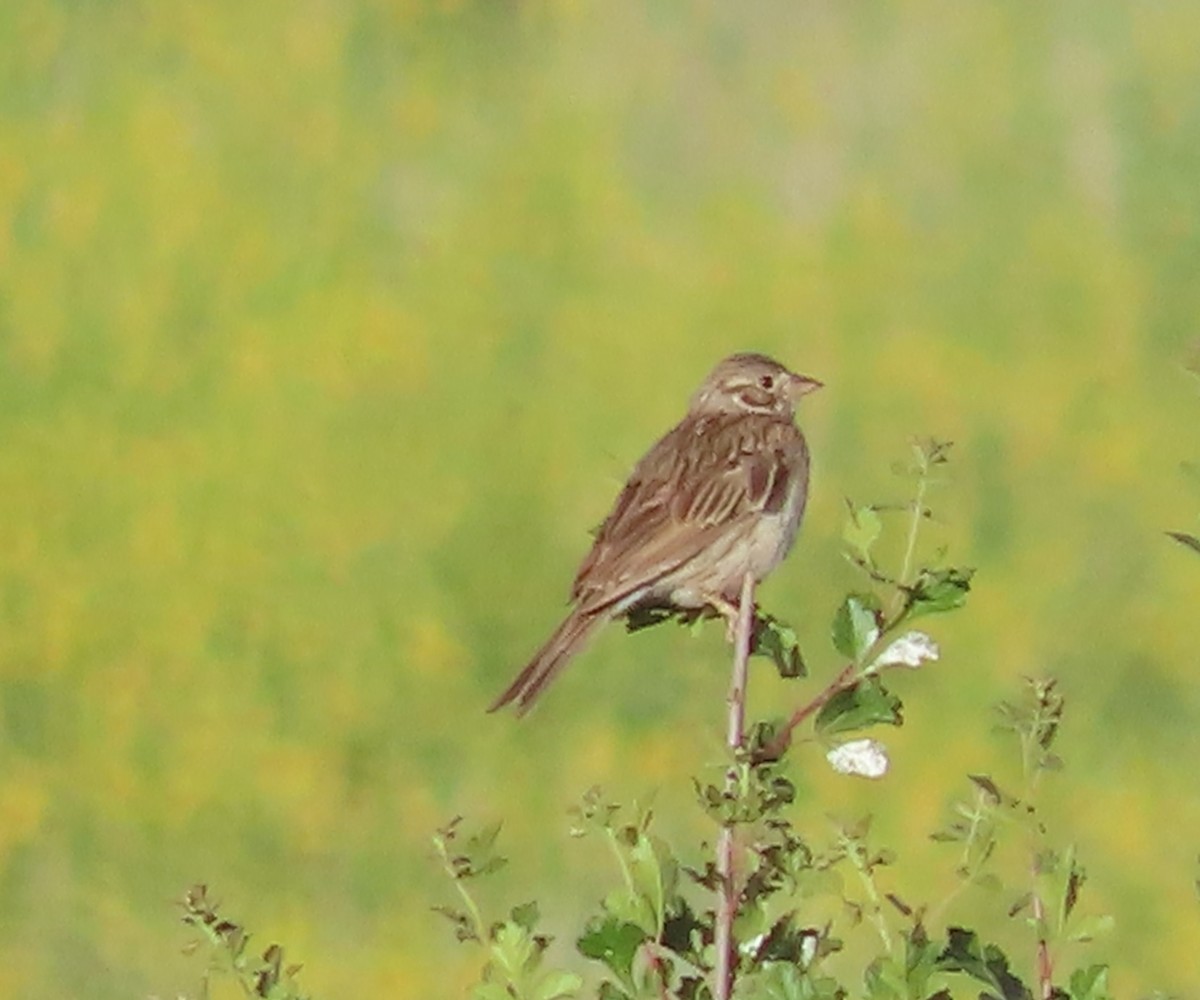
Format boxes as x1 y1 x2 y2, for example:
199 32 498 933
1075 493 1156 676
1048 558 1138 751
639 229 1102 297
744 465 807 577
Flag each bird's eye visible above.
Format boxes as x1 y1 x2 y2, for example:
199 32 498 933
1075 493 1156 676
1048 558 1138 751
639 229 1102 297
759 374 775 390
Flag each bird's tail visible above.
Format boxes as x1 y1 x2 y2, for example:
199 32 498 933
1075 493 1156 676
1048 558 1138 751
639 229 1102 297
488 609 606 716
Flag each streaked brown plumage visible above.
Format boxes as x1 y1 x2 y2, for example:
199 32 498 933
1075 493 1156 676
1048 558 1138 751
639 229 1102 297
489 352 822 715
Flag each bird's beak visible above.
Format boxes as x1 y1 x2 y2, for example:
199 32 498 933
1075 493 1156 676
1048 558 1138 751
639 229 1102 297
788 373 824 399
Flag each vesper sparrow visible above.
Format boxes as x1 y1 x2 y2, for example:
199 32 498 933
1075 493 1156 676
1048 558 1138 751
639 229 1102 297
489 352 822 715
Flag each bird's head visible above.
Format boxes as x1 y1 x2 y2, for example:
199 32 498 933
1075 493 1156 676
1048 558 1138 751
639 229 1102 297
689 352 823 418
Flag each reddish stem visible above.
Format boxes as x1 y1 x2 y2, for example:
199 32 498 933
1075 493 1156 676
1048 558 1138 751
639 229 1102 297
760 660 859 761
1031 890 1053 999
640 941 672 1000
713 572 755 1000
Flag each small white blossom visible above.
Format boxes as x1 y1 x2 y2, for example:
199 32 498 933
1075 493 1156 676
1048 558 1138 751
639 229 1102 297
799 931 819 967
826 738 890 779
870 630 939 671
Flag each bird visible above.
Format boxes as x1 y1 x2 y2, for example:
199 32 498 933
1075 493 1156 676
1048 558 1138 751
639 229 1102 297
489 352 822 715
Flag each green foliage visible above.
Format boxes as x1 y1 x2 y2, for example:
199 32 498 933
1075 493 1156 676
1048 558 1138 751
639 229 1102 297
899 567 975 622
830 593 881 662
432 819 583 1000
937 928 1031 1000
438 736 1120 999
432 441 1141 1000
180 885 312 1000
626 604 807 680
814 678 902 737
751 613 808 679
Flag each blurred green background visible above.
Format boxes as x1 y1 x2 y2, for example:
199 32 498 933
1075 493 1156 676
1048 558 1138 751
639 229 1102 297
2 1 1199 996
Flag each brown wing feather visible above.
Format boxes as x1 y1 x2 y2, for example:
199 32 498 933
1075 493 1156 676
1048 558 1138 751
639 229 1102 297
570 413 804 613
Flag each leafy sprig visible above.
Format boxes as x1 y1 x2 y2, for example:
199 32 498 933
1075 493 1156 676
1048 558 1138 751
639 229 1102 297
179 884 311 1000
431 440 1124 1000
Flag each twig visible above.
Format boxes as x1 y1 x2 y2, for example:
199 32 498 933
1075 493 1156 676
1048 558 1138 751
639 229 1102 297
713 572 755 1000
643 938 708 985
760 660 858 761
432 829 487 942
765 446 937 761
891 462 929 619
1031 889 1053 999
727 572 754 749
838 823 896 957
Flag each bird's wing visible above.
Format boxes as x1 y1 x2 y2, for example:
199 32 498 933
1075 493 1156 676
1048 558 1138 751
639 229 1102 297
570 414 807 613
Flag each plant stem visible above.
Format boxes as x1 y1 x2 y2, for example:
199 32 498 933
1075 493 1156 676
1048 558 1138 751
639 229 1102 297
1019 689 1053 1000
433 834 487 942
714 572 755 1000
727 572 754 749
840 826 895 957
1031 886 1053 999
891 450 929 618
640 942 674 1000
760 660 858 761
604 829 636 895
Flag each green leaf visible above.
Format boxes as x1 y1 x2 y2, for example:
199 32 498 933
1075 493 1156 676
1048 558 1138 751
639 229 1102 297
904 568 973 619
937 927 1032 1000
733 898 770 947
601 887 656 936
627 832 673 934
1068 964 1113 1000
491 920 540 978
445 819 507 879
577 917 646 982
863 956 905 1000
511 901 540 933
843 503 883 563
1067 914 1114 944
569 786 620 837
902 923 941 994
432 904 478 943
742 962 848 1000
1167 531 1200 556
753 612 807 678
831 593 882 661
532 969 584 1000
749 912 823 967
745 962 807 1000
815 678 902 736
467 821 502 858
471 983 512 1000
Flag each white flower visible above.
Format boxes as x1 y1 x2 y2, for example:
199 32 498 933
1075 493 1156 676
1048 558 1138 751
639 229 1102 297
799 931 819 967
870 630 939 671
826 738 890 779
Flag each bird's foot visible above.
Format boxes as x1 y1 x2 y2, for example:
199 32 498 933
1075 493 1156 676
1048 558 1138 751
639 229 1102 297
709 595 757 643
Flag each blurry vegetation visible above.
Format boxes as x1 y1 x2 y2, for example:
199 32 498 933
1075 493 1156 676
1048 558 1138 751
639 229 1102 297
0 2 1198 998
180 884 312 1000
